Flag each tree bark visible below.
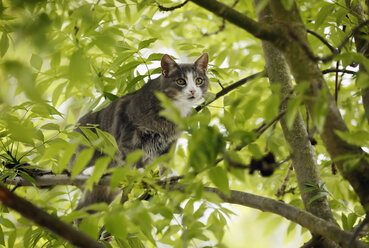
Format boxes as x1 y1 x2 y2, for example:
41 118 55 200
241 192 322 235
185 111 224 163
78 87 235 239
347 2 369 123
266 0 369 212
0 185 104 248
256 4 338 247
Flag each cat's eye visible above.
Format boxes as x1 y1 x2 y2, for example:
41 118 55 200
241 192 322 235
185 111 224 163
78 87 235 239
195 78 203 85
176 79 186 86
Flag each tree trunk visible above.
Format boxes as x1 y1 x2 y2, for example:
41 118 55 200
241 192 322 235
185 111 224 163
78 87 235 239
267 0 369 211
256 3 339 247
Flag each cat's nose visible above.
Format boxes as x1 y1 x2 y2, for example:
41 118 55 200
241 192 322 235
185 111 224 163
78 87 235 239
189 89 196 95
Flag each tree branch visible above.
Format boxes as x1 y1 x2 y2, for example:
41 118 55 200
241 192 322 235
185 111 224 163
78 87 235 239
195 70 266 111
347 1 369 124
266 0 369 210
275 163 294 197
189 0 280 41
307 29 336 53
322 68 356 75
351 215 369 245
157 0 189 11
0 185 104 248
290 20 369 63
257 4 339 247
202 0 239 36
2 174 368 248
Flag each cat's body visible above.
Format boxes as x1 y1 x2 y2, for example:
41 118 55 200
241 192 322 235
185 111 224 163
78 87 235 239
72 53 209 210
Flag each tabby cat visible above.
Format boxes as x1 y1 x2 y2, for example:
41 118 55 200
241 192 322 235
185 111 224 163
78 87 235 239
72 53 209 210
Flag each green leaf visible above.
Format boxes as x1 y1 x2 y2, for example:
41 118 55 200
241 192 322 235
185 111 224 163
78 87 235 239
31 102 63 118
125 5 131 22
242 95 260 120
17 171 37 185
104 92 119 101
127 235 146 248
95 128 119 151
50 52 61 68
4 115 38 145
71 148 94 178
335 130 369 147
155 92 183 127
302 181 318 188
347 213 358 230
0 226 4 246
308 191 329 205
82 202 109 212
85 156 111 191
148 53 164 61
301 187 318 194
80 215 99 239
255 0 270 14
126 150 144 164
30 54 43 70
0 32 9 57
52 82 66 106
115 61 141 76
40 123 60 131
138 38 157 50
105 206 127 240
263 93 280 122
132 209 155 244
3 61 42 102
315 4 334 28
68 49 90 83
116 235 146 248
58 143 77 172
112 51 135 68
7 230 16 248
281 0 294 10
312 99 329 133
79 127 99 145
110 166 129 191
208 166 230 195
341 213 348 230
286 96 301 129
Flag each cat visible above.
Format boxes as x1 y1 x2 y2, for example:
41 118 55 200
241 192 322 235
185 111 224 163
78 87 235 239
72 53 209 210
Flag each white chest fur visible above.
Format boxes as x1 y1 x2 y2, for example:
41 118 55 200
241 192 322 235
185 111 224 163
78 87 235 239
172 99 194 117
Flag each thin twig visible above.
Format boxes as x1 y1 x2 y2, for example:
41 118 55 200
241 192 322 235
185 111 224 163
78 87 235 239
202 0 239 36
195 71 266 112
157 0 189 11
254 109 286 135
224 154 249 169
335 61 340 103
275 163 293 197
307 29 336 53
322 68 356 74
203 19 226 36
217 80 225 89
350 215 369 246
289 20 369 63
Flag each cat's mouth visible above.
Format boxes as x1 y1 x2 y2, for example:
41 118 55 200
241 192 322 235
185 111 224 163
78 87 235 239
188 96 196 100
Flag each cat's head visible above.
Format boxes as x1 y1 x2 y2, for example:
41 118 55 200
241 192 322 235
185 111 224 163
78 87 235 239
160 53 209 117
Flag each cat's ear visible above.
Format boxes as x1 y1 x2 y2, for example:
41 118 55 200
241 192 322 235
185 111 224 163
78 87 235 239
161 54 178 77
194 53 209 72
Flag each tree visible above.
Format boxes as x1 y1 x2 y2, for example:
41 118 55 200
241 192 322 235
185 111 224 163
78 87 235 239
0 0 369 247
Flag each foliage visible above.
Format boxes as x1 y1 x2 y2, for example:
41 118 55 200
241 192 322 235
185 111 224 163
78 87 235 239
0 0 368 247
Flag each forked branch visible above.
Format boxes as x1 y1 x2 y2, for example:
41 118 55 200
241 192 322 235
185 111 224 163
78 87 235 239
189 0 280 41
